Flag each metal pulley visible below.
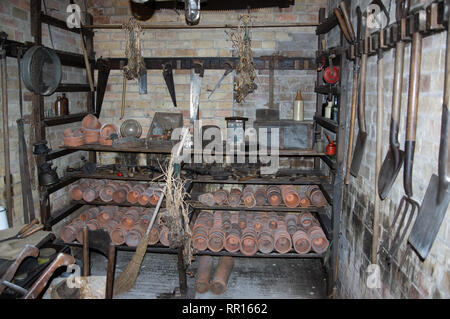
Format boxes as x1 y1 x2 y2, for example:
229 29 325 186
183 0 206 25
323 54 340 84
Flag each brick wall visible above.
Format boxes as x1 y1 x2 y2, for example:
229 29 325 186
88 0 326 138
0 0 88 226
328 0 450 298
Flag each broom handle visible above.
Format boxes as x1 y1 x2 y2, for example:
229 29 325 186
145 129 189 237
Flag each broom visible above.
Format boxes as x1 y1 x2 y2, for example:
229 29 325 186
114 129 189 296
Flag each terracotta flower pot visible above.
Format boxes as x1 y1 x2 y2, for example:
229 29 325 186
280 185 301 208
266 186 282 206
228 188 242 207
292 229 311 255
81 114 101 130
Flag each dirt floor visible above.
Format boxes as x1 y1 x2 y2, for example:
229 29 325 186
89 251 328 299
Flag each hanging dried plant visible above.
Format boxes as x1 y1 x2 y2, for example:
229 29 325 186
159 158 193 266
226 14 258 103
122 17 146 80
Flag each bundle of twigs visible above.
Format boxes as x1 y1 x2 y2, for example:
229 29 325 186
160 158 193 266
122 17 146 80
226 15 258 103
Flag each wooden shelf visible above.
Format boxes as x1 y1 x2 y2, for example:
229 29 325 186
314 115 338 133
190 174 330 185
55 84 96 92
71 200 163 208
43 113 89 127
71 172 164 182
188 201 326 213
315 85 340 96
320 155 337 170
45 176 80 195
58 241 325 259
45 148 80 161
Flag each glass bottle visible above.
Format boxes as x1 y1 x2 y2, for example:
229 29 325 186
61 93 69 115
54 96 63 117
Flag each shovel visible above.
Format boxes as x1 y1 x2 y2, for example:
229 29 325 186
350 7 368 177
378 1 409 199
190 60 204 125
408 17 450 260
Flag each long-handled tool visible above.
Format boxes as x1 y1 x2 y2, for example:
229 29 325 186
335 2 359 185
0 219 43 243
190 60 204 125
79 26 95 93
350 6 368 177
163 63 177 107
408 11 450 260
378 1 409 199
114 129 190 296
0 245 39 295
1 32 13 228
208 62 233 99
121 74 127 120
16 47 35 224
371 0 389 264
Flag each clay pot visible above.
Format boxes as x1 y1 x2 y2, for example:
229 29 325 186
224 224 241 253
285 214 298 235
60 224 79 242
254 186 267 206
86 219 100 231
148 225 161 245
138 189 152 206
307 226 329 254
292 229 311 254
298 192 311 208
238 212 247 230
193 226 209 251
298 212 315 230
81 114 101 130
195 255 213 294
100 123 118 138
111 225 128 245
84 129 100 144
280 185 301 208
63 128 74 137
71 184 85 201
213 189 229 206
258 228 274 254
99 184 117 202
274 221 292 254
97 210 112 225
240 227 258 256
268 212 278 230
82 186 98 203
159 225 169 246
102 219 120 233
210 256 234 295
242 186 256 208
228 188 242 207
112 184 131 204
64 135 84 147
306 185 327 207
253 213 264 233
198 193 216 207
266 186 282 206
148 188 162 206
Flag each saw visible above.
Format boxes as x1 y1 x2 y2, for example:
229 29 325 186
163 63 177 107
208 62 233 99
190 60 204 124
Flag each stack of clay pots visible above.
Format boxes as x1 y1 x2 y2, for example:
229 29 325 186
197 185 327 208
71 179 163 206
59 205 167 247
190 211 329 255
63 114 119 147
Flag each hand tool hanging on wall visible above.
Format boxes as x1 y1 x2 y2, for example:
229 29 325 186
95 58 111 117
350 7 368 177
408 9 450 260
335 1 359 185
378 0 409 199
208 62 233 99
0 32 13 228
16 47 35 224
190 60 204 125
163 63 177 107
139 65 147 95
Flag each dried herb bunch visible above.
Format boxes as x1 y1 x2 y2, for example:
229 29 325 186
226 14 258 103
122 17 146 80
160 159 193 266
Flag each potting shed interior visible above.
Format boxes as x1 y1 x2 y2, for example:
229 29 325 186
0 0 448 300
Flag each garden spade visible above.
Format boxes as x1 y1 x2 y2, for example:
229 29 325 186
350 7 368 177
378 0 409 199
408 14 450 260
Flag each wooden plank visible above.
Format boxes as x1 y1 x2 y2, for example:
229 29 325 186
45 203 83 229
315 85 340 96
43 112 89 127
45 148 79 161
190 175 329 185
55 84 95 92
40 13 94 37
45 176 80 195
188 201 326 213
314 116 338 133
